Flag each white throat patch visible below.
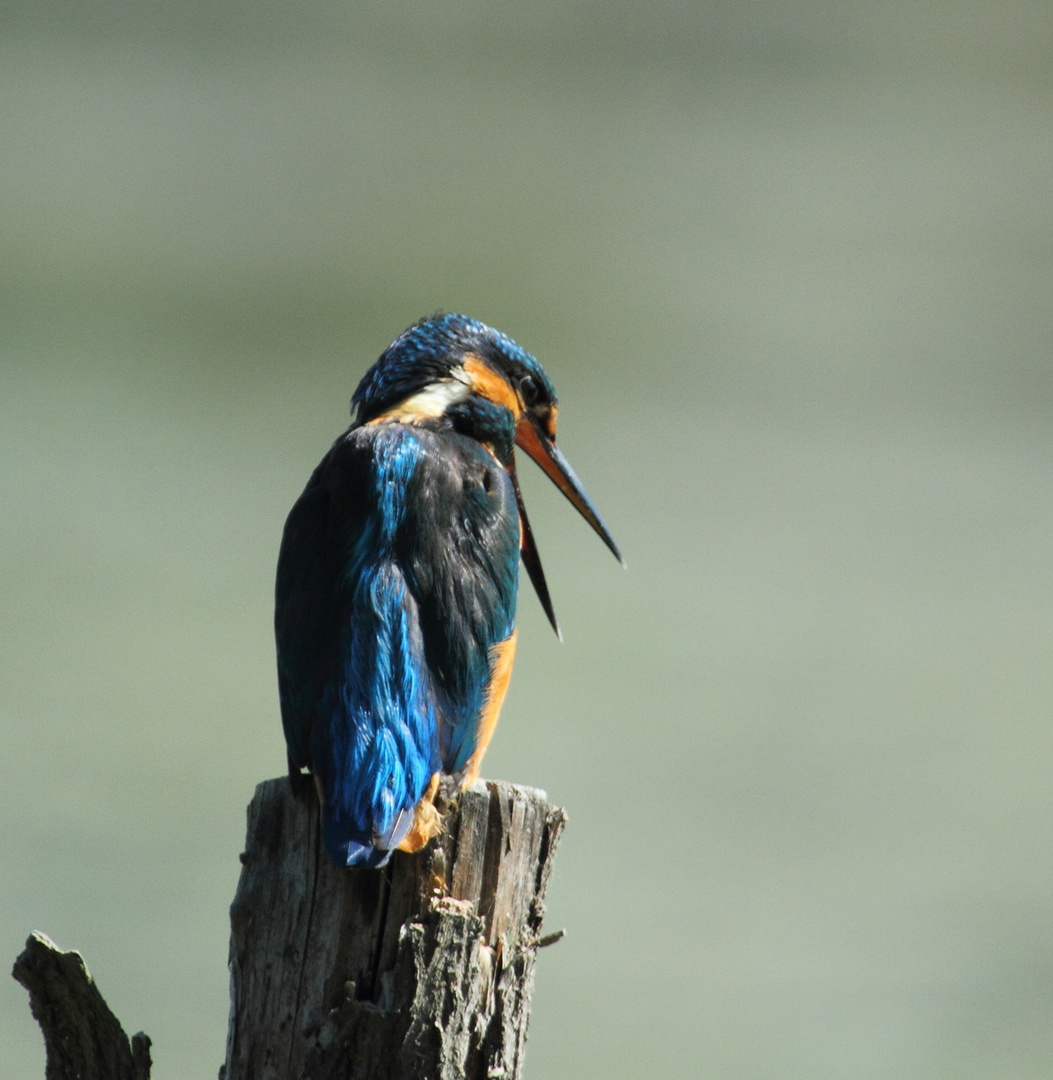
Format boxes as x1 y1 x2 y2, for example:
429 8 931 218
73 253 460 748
380 372 472 423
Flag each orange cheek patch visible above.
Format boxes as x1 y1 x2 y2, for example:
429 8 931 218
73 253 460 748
462 354 521 416
462 631 518 788
543 403 558 439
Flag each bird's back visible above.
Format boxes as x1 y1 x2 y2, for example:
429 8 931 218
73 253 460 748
275 420 519 865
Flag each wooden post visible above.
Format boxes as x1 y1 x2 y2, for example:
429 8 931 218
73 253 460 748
224 777 567 1080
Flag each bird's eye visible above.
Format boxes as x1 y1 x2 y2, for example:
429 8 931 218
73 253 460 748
519 376 539 406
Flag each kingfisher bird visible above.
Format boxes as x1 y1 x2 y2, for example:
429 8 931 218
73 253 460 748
275 313 623 867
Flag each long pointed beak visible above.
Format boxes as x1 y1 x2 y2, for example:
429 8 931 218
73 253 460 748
508 456 562 639
515 418 626 566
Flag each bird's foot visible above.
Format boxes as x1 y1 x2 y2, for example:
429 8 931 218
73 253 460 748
396 773 444 854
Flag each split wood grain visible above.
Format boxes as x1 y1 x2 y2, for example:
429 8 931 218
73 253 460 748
224 776 566 1080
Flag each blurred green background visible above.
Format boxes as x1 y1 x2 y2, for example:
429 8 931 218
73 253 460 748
2 2 1052 1077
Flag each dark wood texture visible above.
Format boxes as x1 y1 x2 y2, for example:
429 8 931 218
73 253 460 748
224 777 566 1080
12 931 152 1080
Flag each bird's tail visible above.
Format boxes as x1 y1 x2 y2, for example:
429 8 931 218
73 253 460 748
321 801 416 868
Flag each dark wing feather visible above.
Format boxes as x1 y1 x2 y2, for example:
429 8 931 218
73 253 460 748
395 427 520 776
275 453 343 770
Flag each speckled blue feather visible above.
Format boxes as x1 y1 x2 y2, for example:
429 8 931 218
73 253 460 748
351 313 555 424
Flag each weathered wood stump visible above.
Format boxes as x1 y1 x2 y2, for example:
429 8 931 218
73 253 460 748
224 777 567 1080
11 931 152 1080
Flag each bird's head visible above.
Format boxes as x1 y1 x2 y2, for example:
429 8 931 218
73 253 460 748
352 313 624 634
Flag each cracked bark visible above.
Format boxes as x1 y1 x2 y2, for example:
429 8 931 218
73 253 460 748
224 776 566 1080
